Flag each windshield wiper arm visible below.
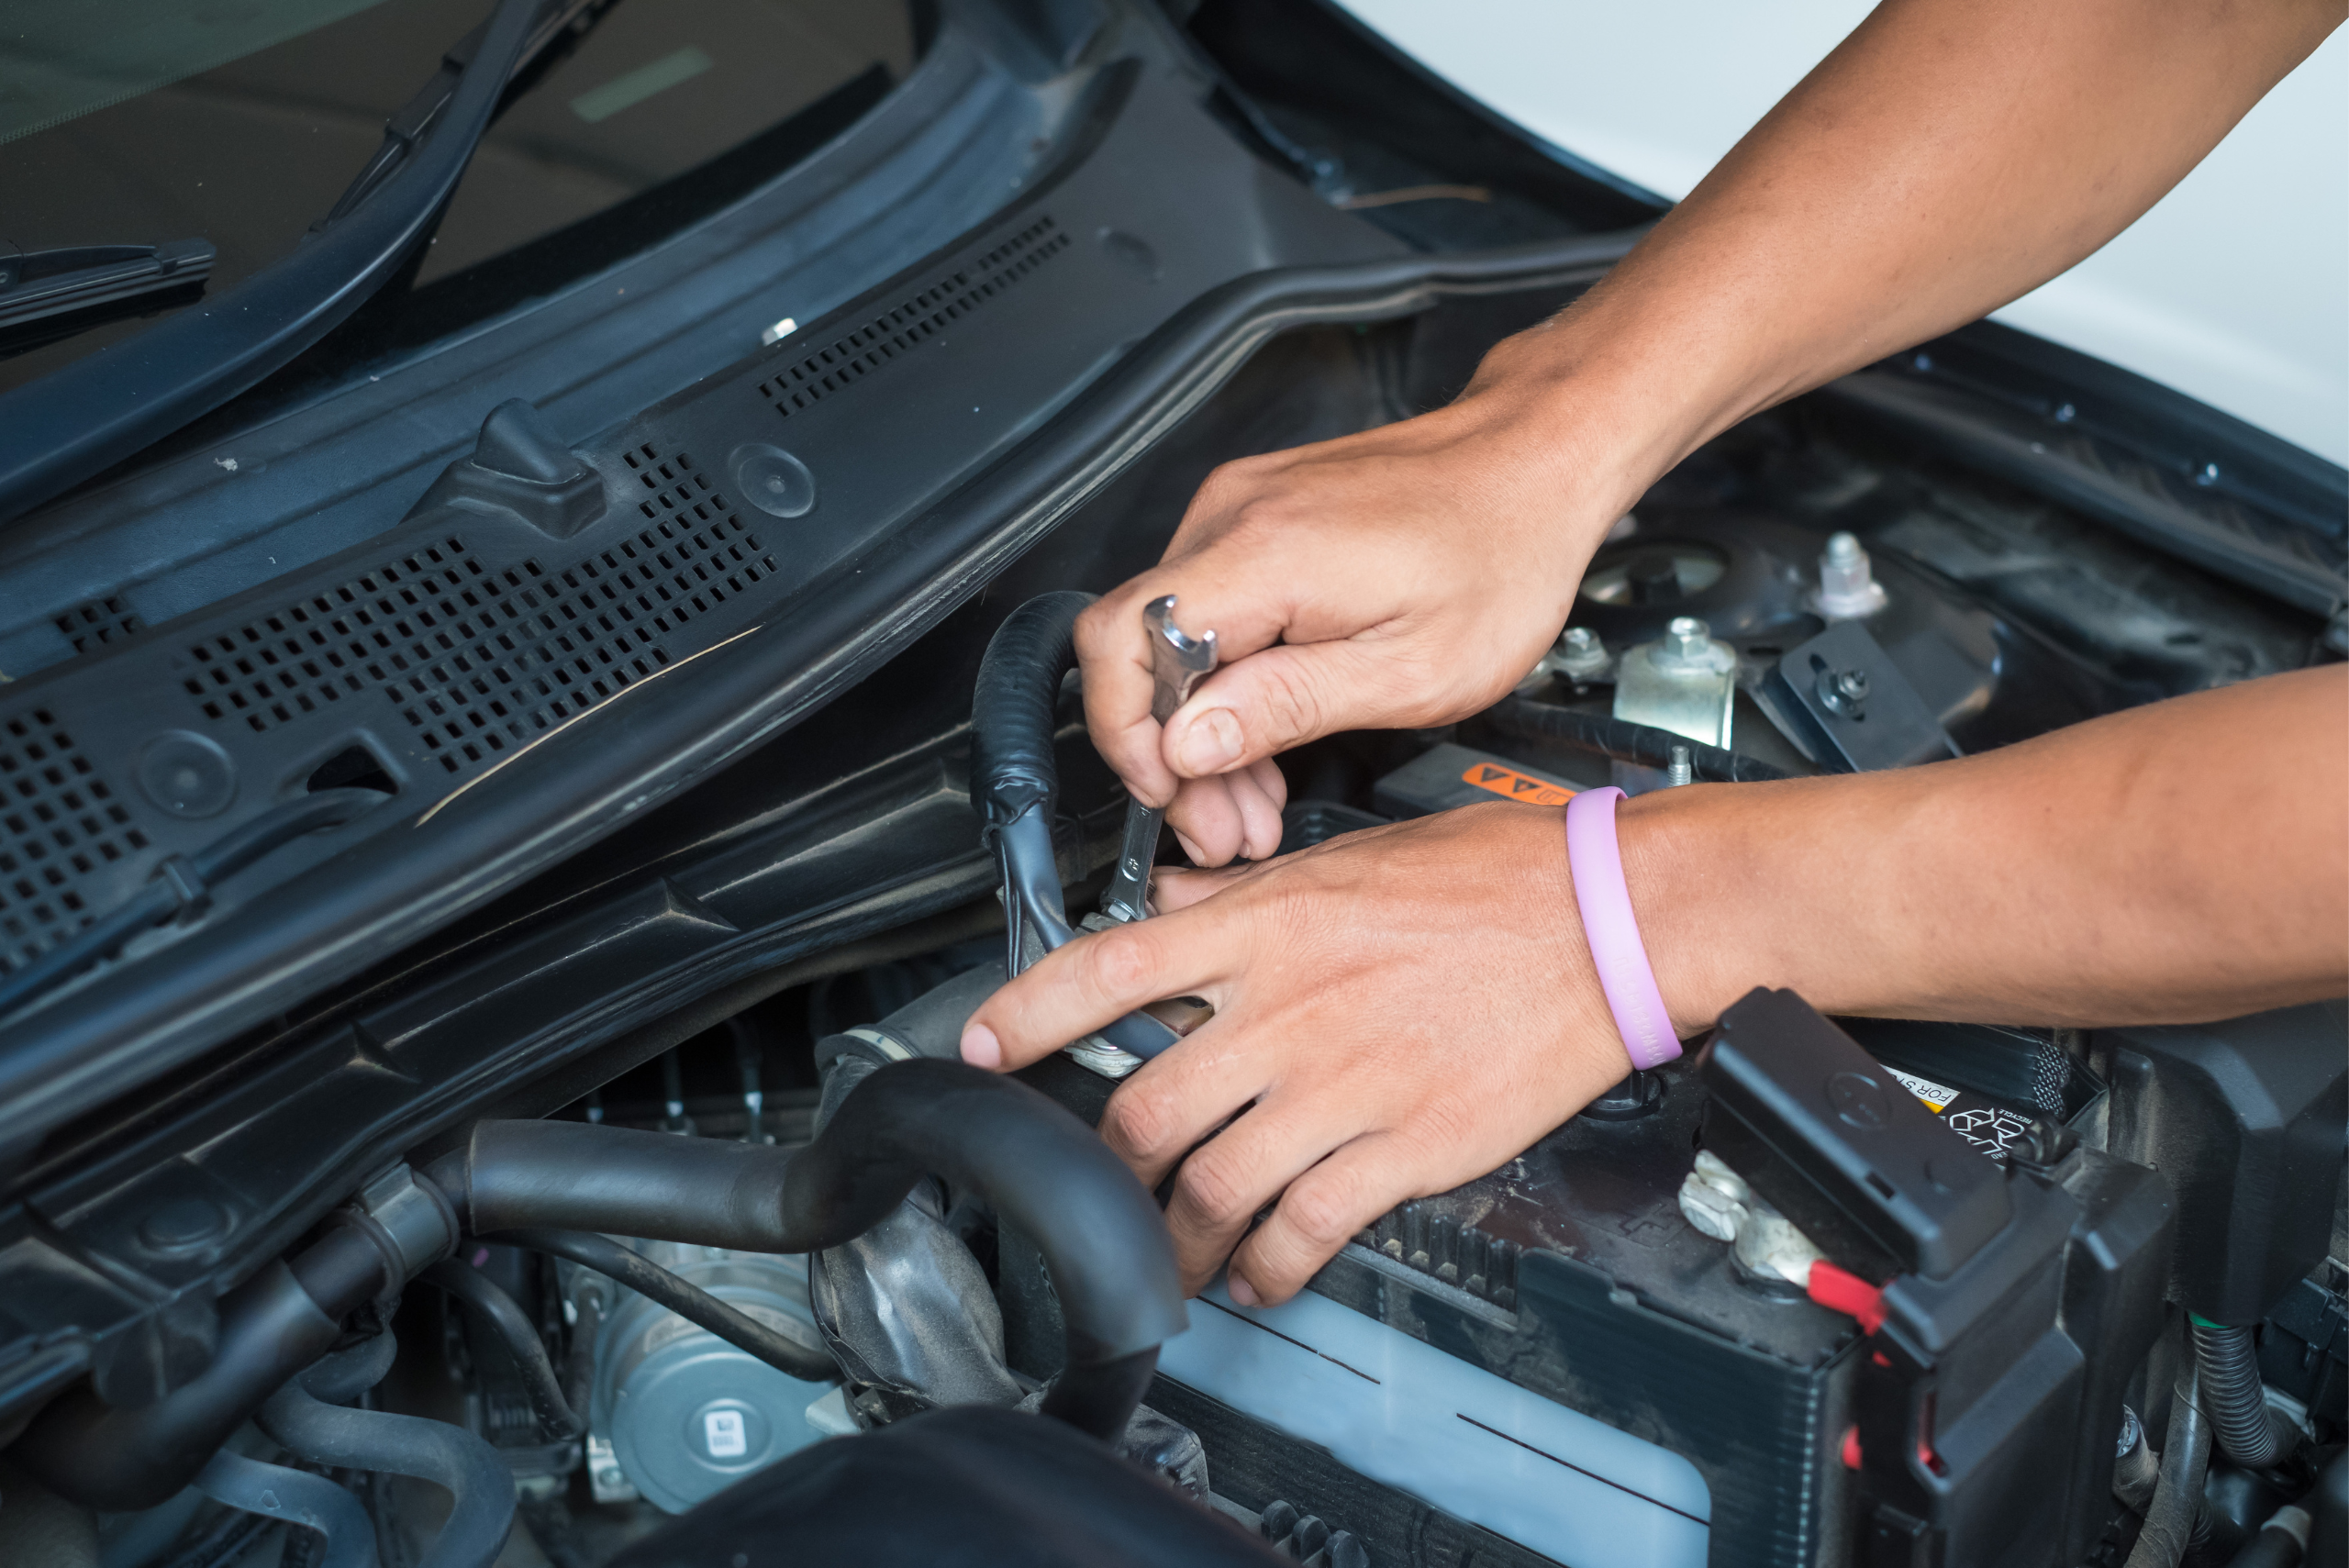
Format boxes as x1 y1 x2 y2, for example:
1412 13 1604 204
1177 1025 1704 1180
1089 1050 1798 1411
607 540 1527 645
0 240 217 330
0 0 547 526
327 0 607 227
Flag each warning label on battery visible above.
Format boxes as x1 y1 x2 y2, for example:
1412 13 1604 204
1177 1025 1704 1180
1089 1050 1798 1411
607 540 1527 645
1887 1067 1962 1112
1461 762 1575 806
1888 1067 2035 1162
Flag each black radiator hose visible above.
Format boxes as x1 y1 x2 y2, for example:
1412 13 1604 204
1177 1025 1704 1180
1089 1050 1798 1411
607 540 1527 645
970 592 1181 1060
261 1373 515 1568
1484 694 1794 783
428 1058 1186 1440
971 590 1097 844
6 1222 397 1510
2194 1319 2292 1468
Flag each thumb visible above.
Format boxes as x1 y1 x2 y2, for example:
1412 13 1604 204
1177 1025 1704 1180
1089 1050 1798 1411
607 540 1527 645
1162 639 1420 778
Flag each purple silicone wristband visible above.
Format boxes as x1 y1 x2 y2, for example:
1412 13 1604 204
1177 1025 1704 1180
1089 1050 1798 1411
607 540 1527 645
1564 786 1682 1072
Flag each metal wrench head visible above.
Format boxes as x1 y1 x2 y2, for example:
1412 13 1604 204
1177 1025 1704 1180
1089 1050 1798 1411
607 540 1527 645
1144 595 1218 724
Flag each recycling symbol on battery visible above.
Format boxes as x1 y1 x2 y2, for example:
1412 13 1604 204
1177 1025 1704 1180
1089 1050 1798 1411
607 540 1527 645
1945 1106 2032 1157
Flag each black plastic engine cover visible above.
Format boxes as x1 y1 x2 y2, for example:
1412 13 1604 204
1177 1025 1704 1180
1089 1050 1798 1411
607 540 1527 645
609 1404 1289 1567
2097 1003 2347 1324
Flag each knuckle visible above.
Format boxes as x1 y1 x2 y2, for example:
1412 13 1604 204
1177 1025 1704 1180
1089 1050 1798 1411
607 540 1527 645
1077 927 1158 998
1101 1088 1179 1161
1224 495 1298 544
1173 1152 1252 1229
1408 1095 1478 1154
1203 454 1271 493
1251 659 1330 740
1072 597 1118 655
1284 1168 1374 1250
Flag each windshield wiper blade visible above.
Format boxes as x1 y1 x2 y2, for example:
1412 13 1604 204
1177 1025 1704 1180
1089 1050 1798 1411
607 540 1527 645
0 240 217 330
0 0 545 526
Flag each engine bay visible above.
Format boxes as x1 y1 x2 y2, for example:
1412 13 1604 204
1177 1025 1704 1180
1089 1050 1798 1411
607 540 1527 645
0 4 2342 1562
2 298 2339 1566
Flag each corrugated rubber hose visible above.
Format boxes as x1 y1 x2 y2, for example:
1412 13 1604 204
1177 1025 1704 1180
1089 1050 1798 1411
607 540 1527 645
2193 1318 2290 1469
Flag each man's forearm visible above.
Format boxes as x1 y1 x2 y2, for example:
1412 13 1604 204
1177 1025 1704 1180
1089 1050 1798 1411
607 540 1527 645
1467 0 2343 498
1625 666 2349 1032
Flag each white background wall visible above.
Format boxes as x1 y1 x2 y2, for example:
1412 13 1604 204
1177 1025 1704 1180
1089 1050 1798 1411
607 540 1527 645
1338 2 2349 468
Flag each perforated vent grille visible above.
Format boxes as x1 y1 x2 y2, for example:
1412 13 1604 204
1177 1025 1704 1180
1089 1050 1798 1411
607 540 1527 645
0 709 150 977
403 450 774 774
757 215 1070 420
181 450 776 775
184 539 491 733
55 597 142 655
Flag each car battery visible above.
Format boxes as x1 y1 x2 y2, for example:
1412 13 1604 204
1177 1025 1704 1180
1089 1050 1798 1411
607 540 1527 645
1008 993 2140 1568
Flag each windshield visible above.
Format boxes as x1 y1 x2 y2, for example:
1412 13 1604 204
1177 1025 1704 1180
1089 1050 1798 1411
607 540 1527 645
1 0 397 147
0 0 916 398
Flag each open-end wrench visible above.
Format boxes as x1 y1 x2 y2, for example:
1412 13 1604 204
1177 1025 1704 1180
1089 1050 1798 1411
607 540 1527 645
1100 595 1217 923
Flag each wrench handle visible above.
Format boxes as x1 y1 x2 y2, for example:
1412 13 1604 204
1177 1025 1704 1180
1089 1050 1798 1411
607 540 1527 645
1101 796 1164 924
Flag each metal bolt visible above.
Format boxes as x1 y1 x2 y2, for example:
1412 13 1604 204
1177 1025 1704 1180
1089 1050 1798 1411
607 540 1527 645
1813 532 1887 619
1666 744 1694 787
1665 616 1709 661
1818 664 1870 717
1554 626 1609 682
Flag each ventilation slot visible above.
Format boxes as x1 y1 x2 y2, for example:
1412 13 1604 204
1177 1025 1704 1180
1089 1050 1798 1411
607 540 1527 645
55 596 142 655
401 449 774 775
756 214 1071 421
0 708 150 978
184 538 488 735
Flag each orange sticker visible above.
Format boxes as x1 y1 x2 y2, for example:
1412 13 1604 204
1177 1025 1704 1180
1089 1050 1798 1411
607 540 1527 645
1461 762 1575 806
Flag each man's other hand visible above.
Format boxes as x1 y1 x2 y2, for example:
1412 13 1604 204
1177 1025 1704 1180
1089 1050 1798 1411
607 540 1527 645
958 803 1633 1305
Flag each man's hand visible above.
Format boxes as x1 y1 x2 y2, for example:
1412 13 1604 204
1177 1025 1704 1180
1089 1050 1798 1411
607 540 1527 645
1077 371 1648 866
958 803 1634 1305
1070 0 2343 873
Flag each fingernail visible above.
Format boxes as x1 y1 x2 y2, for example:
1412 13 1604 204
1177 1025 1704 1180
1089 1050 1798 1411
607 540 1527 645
1173 707 1242 774
1172 828 1203 863
959 1024 1001 1070
1227 1273 1258 1307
